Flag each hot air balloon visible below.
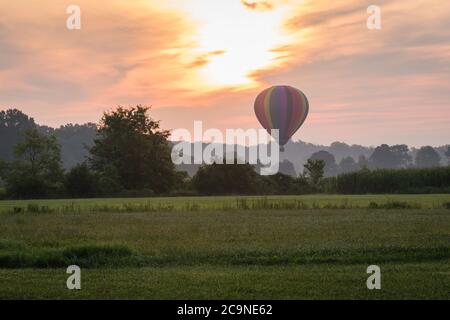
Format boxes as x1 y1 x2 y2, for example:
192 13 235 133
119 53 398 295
254 85 309 152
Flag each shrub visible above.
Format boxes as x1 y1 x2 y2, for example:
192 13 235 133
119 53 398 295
65 163 98 198
368 201 419 210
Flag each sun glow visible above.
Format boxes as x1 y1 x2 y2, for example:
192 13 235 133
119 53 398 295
166 0 292 89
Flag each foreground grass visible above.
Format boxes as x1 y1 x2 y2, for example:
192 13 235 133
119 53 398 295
1 262 448 300
0 195 449 299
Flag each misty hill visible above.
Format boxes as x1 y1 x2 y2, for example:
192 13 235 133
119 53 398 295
171 140 449 177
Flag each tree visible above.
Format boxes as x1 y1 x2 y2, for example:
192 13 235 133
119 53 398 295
0 158 6 187
369 144 411 169
0 109 37 162
369 144 392 168
415 146 441 168
357 154 369 169
4 129 64 198
329 142 351 162
65 163 97 198
391 144 412 167
445 146 450 165
328 141 371 163
279 160 297 177
263 173 298 194
89 106 177 194
192 162 259 195
309 150 338 177
339 156 358 174
53 123 97 170
0 109 97 170
303 159 325 186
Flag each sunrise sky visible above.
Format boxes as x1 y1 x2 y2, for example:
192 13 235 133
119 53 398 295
1 0 449 146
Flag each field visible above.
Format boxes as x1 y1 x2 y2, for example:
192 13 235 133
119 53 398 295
0 194 449 299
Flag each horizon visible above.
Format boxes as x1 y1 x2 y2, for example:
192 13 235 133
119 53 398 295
1 0 450 147
4 107 448 149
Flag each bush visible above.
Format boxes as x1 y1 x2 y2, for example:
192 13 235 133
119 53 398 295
117 188 155 198
193 162 260 195
0 187 6 200
368 201 420 210
65 163 98 198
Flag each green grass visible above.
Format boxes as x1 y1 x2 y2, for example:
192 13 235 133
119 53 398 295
0 194 449 299
0 194 450 214
1 263 448 300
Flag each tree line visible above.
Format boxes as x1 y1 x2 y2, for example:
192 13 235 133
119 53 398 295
0 106 449 199
300 144 449 178
323 166 450 194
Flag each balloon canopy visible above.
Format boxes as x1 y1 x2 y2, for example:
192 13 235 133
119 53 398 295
254 85 309 149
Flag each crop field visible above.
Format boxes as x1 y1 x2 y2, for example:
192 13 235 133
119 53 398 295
0 194 449 299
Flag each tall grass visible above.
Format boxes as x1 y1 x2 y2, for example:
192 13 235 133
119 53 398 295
5 198 438 214
330 166 450 194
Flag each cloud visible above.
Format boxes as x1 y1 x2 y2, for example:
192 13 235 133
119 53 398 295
188 50 226 68
0 0 202 123
241 0 273 11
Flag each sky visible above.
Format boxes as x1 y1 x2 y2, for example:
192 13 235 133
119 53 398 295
1 0 450 147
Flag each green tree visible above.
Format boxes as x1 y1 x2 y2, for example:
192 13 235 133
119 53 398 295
65 163 97 198
89 106 177 194
4 129 64 198
0 159 6 195
262 173 298 194
303 159 325 186
309 150 338 177
0 109 37 162
192 162 259 195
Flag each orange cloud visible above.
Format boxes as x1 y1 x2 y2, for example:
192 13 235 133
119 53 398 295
187 50 226 68
241 0 274 11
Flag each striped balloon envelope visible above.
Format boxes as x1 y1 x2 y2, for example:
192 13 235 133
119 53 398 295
254 85 309 150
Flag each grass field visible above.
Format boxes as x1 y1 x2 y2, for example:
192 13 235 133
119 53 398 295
0 194 449 299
